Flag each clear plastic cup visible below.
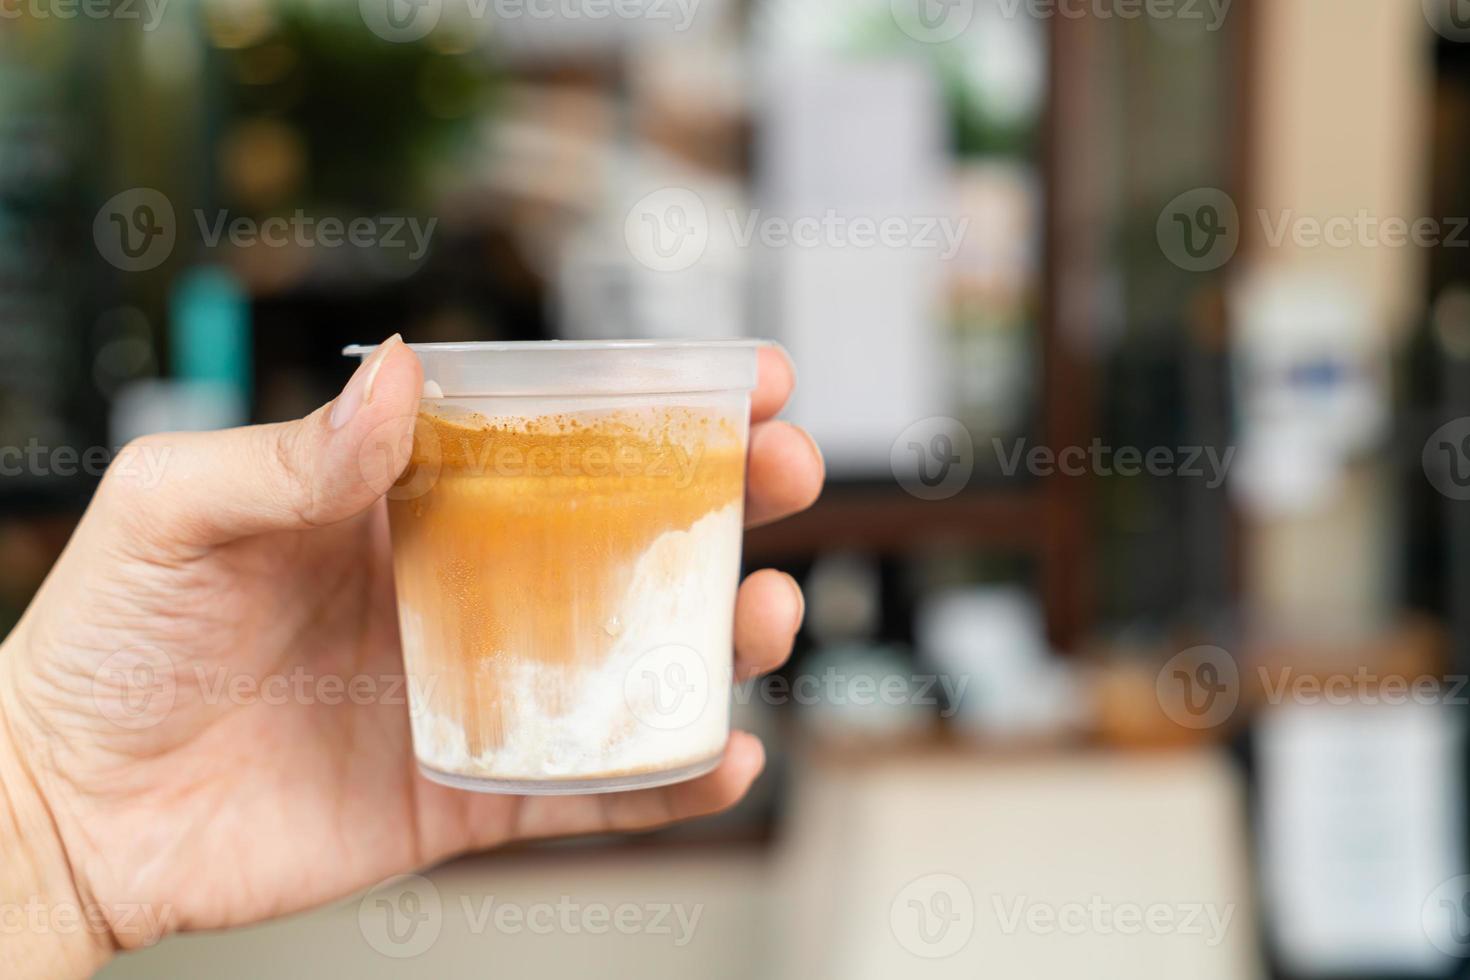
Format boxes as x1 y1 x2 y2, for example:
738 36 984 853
344 340 760 795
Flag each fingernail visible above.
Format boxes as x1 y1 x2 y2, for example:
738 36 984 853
767 341 796 388
794 422 825 472
330 334 401 430
364 334 402 405
750 735 768 776
782 572 805 631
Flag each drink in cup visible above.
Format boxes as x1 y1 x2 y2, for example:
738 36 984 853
344 340 759 794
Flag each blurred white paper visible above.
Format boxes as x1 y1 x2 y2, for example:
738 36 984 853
758 58 951 475
1257 704 1465 976
1230 271 1389 516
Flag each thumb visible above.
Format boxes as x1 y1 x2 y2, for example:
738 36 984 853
103 334 424 549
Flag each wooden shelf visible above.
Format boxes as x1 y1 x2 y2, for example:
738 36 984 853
743 484 1044 562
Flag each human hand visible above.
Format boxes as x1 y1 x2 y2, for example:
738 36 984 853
0 337 823 977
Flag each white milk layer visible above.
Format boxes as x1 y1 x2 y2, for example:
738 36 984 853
400 502 743 783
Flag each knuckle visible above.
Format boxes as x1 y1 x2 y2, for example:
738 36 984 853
99 433 171 502
264 423 323 528
96 433 183 541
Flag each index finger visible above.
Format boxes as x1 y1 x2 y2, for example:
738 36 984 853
752 345 795 423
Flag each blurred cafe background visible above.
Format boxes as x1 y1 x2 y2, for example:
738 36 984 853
6 0 1470 976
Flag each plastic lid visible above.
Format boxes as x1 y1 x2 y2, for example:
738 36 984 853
343 339 764 397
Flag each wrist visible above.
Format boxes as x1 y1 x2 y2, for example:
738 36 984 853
0 645 114 979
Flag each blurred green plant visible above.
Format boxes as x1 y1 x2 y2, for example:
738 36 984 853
214 5 501 211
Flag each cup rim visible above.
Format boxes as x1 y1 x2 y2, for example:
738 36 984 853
343 338 765 396
343 338 767 356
